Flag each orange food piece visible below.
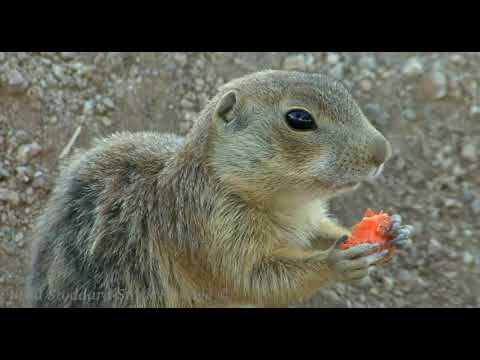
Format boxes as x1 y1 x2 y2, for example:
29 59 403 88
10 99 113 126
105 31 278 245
338 209 395 265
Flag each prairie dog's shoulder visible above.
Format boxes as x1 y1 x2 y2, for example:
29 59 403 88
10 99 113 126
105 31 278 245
58 131 185 184
90 131 185 167
92 131 185 154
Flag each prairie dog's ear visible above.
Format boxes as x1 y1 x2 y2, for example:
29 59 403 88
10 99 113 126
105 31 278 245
214 90 238 124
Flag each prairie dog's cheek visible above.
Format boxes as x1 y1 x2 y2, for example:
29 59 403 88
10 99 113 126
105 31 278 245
308 152 335 179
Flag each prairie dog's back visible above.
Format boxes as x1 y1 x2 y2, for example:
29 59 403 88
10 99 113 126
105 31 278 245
28 132 184 307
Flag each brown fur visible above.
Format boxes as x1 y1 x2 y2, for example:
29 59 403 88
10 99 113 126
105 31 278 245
28 70 391 307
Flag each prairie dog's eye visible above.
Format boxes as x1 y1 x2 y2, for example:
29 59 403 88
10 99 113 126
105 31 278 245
285 109 317 131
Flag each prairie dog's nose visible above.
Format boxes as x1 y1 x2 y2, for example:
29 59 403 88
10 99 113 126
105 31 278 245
371 135 392 166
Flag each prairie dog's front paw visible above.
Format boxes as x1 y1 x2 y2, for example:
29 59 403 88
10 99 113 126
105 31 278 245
387 214 415 248
327 236 389 288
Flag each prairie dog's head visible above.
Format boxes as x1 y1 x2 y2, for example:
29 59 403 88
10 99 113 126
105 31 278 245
204 70 392 203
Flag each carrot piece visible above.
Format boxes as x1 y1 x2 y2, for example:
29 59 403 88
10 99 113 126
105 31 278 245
338 208 395 265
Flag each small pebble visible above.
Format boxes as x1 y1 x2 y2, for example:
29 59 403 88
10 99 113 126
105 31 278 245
102 97 115 109
59 52 76 60
326 53 340 64
180 98 195 110
0 189 20 205
428 238 443 255
359 79 373 92
0 165 10 180
283 54 309 71
52 64 65 80
471 198 480 214
403 108 416 121
462 252 474 265
32 171 47 189
419 67 447 100
461 143 476 161
402 58 424 76
329 63 344 79
83 99 95 115
101 117 112 127
5 68 27 92
16 143 42 164
470 105 480 119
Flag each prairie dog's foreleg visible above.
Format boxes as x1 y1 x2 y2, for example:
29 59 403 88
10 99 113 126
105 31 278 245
311 216 351 249
236 248 335 305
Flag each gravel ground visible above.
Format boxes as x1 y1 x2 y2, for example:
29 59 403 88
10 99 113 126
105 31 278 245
0 52 479 308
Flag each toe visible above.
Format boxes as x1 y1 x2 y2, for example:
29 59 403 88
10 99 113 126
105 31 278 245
388 215 402 234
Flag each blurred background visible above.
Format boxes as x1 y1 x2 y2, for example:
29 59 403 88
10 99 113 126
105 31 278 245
0 52 478 307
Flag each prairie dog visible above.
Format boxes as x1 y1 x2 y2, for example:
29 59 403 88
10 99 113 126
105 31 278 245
28 70 414 307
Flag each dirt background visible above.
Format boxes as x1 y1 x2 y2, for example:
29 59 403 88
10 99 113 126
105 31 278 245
0 52 479 308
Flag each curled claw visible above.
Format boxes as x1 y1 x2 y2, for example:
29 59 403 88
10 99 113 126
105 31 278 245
393 238 413 249
365 249 389 265
385 214 415 250
391 236 413 248
334 235 349 248
354 276 373 288
340 243 380 259
403 225 415 237
335 249 388 276
387 214 402 235
390 225 415 247
347 267 375 287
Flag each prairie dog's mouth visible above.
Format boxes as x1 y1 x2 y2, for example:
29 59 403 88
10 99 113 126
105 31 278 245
326 181 360 191
337 181 360 190
315 167 383 192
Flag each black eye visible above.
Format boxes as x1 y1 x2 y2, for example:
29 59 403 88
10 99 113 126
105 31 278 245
285 109 317 131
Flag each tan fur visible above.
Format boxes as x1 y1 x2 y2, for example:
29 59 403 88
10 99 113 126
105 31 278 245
28 70 391 307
